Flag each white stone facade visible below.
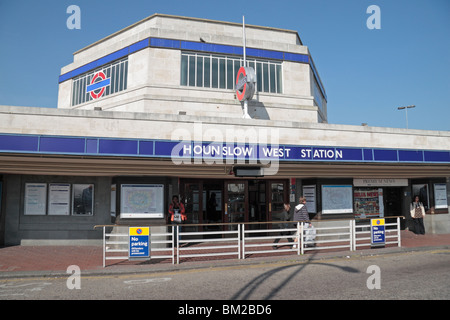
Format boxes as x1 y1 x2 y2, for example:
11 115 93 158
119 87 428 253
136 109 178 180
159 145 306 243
57 14 326 123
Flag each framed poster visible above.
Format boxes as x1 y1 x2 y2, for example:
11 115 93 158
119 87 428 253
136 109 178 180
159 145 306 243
48 183 71 215
120 184 164 218
354 188 383 219
321 185 353 214
434 183 448 209
302 185 316 213
73 184 94 215
24 183 47 215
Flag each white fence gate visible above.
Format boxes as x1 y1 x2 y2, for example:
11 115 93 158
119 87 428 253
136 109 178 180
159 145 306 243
95 217 402 267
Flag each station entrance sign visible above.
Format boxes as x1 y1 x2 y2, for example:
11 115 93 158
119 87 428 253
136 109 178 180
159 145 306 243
129 227 150 259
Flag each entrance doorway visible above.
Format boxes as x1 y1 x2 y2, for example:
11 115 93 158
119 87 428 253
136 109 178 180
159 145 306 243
384 187 405 229
181 180 223 232
384 187 402 217
224 181 247 230
180 179 288 230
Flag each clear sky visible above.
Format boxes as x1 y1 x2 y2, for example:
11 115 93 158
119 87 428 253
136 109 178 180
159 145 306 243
0 0 448 131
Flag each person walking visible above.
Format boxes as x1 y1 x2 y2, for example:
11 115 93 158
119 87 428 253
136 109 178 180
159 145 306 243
410 195 426 235
273 203 294 249
293 196 310 248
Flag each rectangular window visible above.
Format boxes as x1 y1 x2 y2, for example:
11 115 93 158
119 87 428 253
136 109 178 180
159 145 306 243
234 60 241 86
263 63 269 92
188 56 195 87
113 65 118 93
212 57 218 88
180 52 282 94
180 55 188 85
105 68 111 96
256 62 262 92
196 56 203 87
71 57 128 106
226 59 234 89
269 64 276 93
73 184 94 215
204 57 210 87
219 58 226 89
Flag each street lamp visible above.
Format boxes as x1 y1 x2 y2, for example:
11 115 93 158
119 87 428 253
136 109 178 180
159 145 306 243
397 105 415 129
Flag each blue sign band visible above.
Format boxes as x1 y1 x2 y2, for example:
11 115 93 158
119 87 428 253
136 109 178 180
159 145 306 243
86 78 111 93
0 133 449 164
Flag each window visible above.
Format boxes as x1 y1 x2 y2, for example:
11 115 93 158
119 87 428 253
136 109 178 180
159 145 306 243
73 184 94 215
313 77 325 114
72 57 128 106
180 52 282 94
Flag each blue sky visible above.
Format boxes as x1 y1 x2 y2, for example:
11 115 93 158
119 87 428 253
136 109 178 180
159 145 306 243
0 0 449 131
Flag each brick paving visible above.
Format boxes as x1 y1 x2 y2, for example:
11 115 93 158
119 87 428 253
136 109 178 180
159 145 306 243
1 230 449 275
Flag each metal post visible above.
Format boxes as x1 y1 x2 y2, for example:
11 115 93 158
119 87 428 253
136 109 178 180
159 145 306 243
242 224 246 259
172 225 175 264
397 105 415 129
102 226 106 268
176 225 180 264
397 217 401 247
405 107 409 129
242 16 246 66
241 16 251 119
349 220 354 251
299 222 303 255
238 224 242 259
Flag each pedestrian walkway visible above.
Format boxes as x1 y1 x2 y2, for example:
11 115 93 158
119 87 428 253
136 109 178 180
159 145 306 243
1 230 450 277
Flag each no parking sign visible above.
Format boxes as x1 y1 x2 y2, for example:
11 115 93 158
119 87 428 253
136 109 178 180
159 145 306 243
371 218 385 247
129 227 150 258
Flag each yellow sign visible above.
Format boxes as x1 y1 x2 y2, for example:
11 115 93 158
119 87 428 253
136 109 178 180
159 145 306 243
371 218 385 227
129 227 149 236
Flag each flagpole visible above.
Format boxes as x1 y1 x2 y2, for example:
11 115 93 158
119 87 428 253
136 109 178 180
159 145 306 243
242 16 250 119
243 15 246 66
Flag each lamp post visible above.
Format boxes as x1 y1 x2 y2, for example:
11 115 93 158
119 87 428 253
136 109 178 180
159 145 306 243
397 105 415 129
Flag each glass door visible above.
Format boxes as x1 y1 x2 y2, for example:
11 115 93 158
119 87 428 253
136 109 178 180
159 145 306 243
268 181 288 223
183 182 202 232
224 181 248 230
203 181 223 232
248 180 268 230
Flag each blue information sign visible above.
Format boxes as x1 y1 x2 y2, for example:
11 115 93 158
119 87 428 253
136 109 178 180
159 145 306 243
129 227 150 258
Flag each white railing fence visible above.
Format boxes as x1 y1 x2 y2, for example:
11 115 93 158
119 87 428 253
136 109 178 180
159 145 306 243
353 217 402 250
98 225 175 267
176 225 241 264
95 217 403 267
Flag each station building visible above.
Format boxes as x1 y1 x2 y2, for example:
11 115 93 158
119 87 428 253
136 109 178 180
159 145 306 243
0 14 449 246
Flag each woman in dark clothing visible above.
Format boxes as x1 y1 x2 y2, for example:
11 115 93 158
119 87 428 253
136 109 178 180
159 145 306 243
410 195 426 235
